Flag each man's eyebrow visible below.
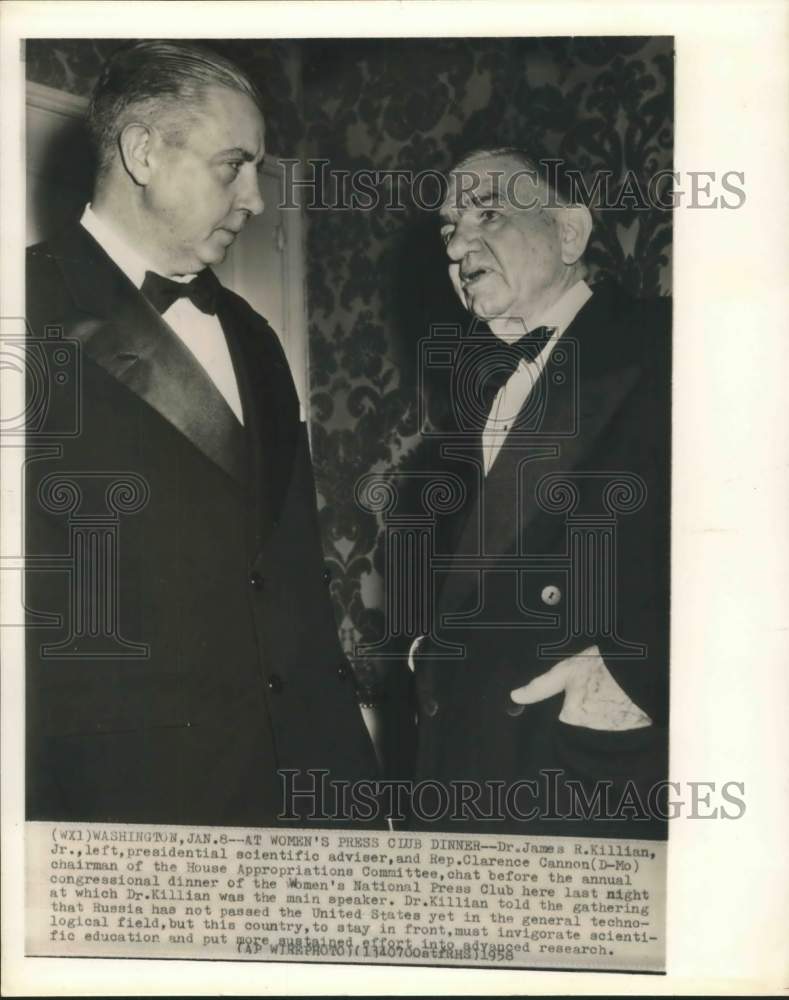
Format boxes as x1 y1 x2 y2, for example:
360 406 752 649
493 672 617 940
215 146 260 162
469 189 501 208
440 185 503 218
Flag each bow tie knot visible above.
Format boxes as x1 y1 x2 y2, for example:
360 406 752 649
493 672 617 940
141 268 220 316
482 326 555 407
503 325 555 367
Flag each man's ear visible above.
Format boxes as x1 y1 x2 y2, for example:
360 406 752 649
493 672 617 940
557 204 593 265
118 123 155 186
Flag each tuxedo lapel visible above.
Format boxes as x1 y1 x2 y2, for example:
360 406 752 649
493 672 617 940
438 283 643 615
48 224 246 484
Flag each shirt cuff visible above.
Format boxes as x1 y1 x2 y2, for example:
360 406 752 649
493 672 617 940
407 635 424 673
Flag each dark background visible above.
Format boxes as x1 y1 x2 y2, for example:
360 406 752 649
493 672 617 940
26 36 673 703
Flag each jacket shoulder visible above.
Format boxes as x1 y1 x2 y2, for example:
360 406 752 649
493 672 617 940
635 294 672 372
27 239 61 278
26 240 72 330
634 292 671 336
601 283 671 367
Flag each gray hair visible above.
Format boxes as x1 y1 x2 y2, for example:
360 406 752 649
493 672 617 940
87 40 263 177
448 145 578 207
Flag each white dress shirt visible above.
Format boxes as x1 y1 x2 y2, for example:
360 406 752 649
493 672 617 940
408 279 593 672
80 204 245 424
482 279 592 475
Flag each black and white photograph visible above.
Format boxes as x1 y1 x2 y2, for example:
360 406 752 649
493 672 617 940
22 31 674 832
1 1 787 996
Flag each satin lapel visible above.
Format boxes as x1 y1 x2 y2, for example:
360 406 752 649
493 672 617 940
216 291 300 543
49 225 246 484
438 285 642 615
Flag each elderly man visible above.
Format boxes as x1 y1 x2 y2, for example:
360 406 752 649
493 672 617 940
410 147 670 836
25 40 378 826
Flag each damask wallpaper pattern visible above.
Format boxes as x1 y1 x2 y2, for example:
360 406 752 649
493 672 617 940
25 37 673 702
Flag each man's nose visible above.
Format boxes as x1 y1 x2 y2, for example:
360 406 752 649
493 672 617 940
238 170 265 217
446 223 479 261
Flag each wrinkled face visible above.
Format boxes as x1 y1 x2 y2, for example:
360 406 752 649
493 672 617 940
439 154 566 327
144 85 265 274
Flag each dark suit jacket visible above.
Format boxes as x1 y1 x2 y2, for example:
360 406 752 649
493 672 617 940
412 282 671 836
25 221 380 827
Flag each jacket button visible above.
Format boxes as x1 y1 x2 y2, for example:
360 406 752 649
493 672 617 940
337 662 348 679
322 567 332 585
250 571 264 591
506 701 526 718
423 697 439 718
267 674 283 693
540 584 562 606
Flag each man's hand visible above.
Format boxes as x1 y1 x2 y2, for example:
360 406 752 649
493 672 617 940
510 646 652 731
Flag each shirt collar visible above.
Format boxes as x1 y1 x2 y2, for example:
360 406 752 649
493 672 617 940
529 278 593 336
79 204 194 288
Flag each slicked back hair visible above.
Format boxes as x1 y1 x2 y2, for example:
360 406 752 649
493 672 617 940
87 39 263 178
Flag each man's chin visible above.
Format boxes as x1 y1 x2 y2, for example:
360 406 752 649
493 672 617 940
197 245 230 267
464 293 507 323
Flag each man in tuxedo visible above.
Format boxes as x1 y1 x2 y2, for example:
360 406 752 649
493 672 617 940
25 40 379 826
410 147 670 836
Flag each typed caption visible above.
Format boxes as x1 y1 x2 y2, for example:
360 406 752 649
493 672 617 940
27 822 666 972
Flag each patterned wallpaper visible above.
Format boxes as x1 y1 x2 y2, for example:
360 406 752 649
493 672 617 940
25 37 673 702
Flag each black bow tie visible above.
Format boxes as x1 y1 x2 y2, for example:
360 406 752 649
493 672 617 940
482 326 555 407
141 267 220 316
